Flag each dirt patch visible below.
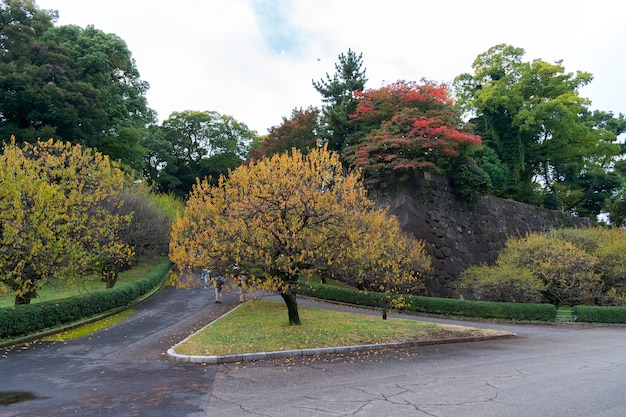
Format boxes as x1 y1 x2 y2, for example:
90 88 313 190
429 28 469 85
422 324 512 341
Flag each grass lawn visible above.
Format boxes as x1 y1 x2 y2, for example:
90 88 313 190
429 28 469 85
0 256 167 308
175 299 509 356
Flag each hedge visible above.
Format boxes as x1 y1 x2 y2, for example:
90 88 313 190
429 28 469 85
0 260 171 340
574 305 626 324
298 283 557 322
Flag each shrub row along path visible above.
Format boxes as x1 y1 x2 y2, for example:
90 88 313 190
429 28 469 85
1 286 626 416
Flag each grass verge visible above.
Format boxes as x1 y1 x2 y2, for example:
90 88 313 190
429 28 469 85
175 300 510 356
0 257 167 308
42 309 135 342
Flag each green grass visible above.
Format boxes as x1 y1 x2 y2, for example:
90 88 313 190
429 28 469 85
557 305 576 321
42 309 135 342
0 257 167 308
175 299 506 356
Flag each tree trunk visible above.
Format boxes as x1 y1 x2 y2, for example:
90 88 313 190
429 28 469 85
105 269 119 289
280 291 301 325
15 289 37 306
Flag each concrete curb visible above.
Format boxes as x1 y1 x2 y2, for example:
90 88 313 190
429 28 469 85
167 302 517 364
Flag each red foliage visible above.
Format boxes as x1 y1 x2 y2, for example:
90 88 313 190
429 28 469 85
249 107 320 161
346 80 480 176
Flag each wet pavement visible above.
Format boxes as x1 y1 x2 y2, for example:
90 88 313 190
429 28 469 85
2 287 626 416
0 286 236 417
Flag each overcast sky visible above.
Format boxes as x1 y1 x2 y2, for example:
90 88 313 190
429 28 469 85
36 0 626 135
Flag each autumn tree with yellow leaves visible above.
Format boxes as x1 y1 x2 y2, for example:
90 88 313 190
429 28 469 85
170 146 431 324
0 139 132 305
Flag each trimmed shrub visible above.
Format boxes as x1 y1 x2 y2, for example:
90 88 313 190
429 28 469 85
0 260 171 340
299 282 556 322
575 305 626 324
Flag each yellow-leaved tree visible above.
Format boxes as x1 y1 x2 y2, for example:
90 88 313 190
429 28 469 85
170 146 432 324
0 138 132 304
338 209 432 319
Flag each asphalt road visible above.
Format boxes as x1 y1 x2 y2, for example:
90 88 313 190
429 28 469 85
1 287 626 417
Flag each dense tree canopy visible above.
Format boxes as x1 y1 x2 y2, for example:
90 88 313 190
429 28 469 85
461 227 626 306
0 0 154 167
0 138 131 304
454 44 626 214
142 110 257 197
170 146 431 324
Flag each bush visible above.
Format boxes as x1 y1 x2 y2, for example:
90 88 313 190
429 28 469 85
106 186 174 259
405 296 556 322
458 264 545 303
299 282 556 322
498 233 602 306
587 228 626 291
549 228 601 252
550 227 626 305
0 260 171 340
575 305 626 324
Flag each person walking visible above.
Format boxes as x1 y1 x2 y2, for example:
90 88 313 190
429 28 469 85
213 276 224 303
200 268 209 289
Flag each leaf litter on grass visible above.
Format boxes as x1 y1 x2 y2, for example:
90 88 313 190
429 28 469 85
175 299 511 356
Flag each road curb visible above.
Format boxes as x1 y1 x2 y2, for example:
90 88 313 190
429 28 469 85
168 334 516 364
166 302 517 364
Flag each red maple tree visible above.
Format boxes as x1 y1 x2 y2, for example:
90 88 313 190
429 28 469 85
346 80 481 176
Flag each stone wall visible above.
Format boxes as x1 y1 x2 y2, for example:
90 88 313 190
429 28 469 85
368 171 591 297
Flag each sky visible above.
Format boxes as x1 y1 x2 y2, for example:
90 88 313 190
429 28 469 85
35 0 626 135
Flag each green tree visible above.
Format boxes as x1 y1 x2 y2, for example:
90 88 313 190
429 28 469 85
42 24 154 165
313 48 367 153
454 44 625 211
170 146 430 324
606 157 626 226
140 125 182 194
0 138 131 304
0 1 154 167
0 0 101 142
147 110 257 197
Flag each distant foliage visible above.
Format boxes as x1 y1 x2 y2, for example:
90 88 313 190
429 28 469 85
312 48 368 153
249 107 321 160
462 227 626 306
0 1 154 167
458 264 545 303
454 44 626 213
142 110 256 197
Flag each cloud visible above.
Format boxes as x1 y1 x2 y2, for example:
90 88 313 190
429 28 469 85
31 0 626 135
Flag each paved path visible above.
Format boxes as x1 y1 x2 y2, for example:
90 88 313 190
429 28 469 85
0 286 237 417
2 288 626 416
